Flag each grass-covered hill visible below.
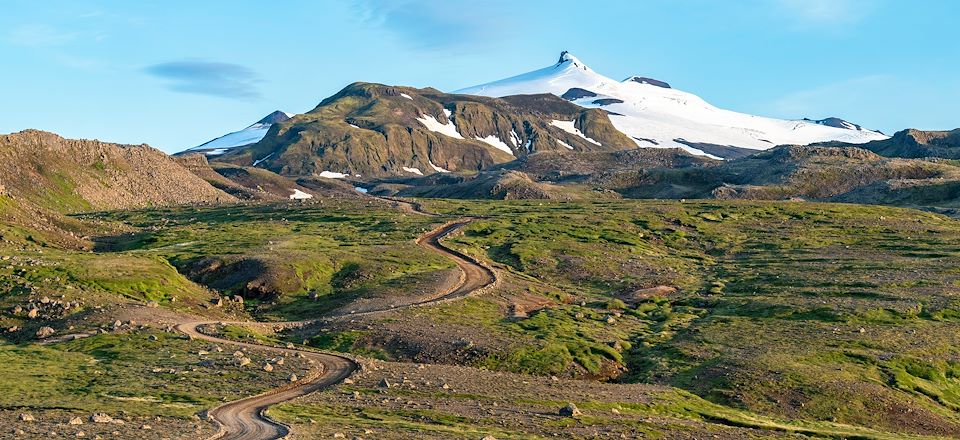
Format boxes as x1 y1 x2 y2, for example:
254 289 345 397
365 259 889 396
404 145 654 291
212 82 638 178
0 130 234 213
2 183 960 437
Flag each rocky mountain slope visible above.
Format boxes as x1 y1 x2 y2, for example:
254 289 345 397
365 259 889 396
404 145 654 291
0 130 234 213
209 82 637 178
701 146 960 202
456 52 888 158
379 144 960 210
853 128 960 159
172 153 332 201
180 110 294 156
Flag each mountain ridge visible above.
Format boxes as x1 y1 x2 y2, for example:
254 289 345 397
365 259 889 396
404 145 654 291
0 129 234 213
454 51 888 157
208 82 638 178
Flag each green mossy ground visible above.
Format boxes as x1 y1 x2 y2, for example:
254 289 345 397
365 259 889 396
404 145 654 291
1 198 959 437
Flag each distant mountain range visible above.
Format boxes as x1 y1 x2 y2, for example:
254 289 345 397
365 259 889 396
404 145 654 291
182 51 887 173
2 51 957 220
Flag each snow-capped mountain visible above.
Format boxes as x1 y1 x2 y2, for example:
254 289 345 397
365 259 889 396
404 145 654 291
455 52 888 158
182 110 294 156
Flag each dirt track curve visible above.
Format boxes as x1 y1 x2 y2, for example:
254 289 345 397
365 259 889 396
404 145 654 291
176 198 496 440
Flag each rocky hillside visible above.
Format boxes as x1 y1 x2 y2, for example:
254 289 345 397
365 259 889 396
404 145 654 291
0 130 234 213
373 170 592 200
594 145 960 209
370 148 716 200
380 143 960 209
856 128 960 159
211 82 637 178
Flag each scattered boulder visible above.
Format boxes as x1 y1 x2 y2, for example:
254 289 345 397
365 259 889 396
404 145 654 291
18 413 34 422
89 413 114 423
379 378 392 388
36 326 55 339
624 285 677 304
508 303 528 319
27 308 39 319
263 363 274 372
237 357 251 367
559 403 582 418
68 417 84 425
289 373 298 382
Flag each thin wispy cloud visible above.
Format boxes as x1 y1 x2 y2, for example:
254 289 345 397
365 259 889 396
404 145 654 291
6 24 78 47
351 0 516 49
145 61 263 100
776 0 877 25
772 74 891 116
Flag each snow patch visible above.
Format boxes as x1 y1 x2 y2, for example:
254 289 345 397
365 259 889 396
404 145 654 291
289 189 313 200
354 186 369 194
319 171 347 179
510 129 522 147
416 114 464 139
402 166 423 175
252 153 273 167
429 160 450 173
475 135 514 156
400 93 413 100
348 123 360 129
556 139 574 150
454 52 888 152
551 120 602 146
205 148 228 156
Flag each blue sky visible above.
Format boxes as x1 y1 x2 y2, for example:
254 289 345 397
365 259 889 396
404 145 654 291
2 0 958 153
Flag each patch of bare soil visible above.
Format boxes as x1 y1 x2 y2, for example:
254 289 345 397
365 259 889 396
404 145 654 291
329 268 462 315
2 410 217 439
277 360 796 439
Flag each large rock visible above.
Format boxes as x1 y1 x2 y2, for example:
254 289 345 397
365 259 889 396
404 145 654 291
35 326 55 339
559 403 582 418
89 413 114 423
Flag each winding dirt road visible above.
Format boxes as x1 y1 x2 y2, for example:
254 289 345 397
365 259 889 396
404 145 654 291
176 199 496 440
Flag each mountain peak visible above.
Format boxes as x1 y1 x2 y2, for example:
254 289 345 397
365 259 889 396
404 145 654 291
624 76 671 89
256 110 293 125
557 51 590 71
